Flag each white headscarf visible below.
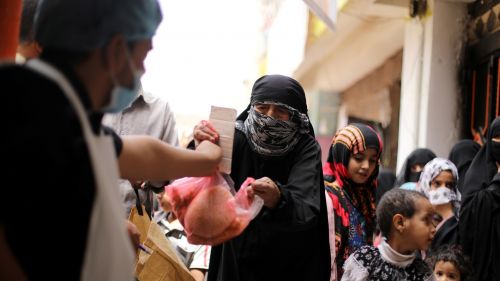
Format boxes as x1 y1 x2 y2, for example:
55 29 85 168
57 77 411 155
416 157 461 210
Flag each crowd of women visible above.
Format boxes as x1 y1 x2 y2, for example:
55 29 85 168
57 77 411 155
193 74 499 281
2 0 498 280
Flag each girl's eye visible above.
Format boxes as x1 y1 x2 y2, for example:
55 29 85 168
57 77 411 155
353 155 364 161
369 158 377 164
435 271 443 276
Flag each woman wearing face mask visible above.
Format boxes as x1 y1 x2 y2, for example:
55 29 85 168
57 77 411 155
459 116 500 281
322 123 383 279
395 148 437 187
193 75 331 281
416 158 461 253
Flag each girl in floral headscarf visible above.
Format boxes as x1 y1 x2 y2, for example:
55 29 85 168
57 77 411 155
416 157 461 252
323 123 383 279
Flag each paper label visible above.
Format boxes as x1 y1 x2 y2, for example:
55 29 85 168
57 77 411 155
209 106 237 174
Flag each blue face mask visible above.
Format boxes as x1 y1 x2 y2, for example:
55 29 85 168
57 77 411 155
102 47 143 113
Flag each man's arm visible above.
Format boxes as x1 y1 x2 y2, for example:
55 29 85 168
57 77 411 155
0 226 28 281
118 136 221 181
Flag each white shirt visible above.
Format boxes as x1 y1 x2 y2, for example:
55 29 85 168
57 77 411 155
103 90 179 145
102 90 179 215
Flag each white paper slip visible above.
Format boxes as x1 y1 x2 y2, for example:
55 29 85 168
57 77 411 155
209 106 237 174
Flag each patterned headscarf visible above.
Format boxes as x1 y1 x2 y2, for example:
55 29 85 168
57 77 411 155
324 123 383 189
241 101 310 157
324 123 383 276
416 158 461 211
236 75 313 157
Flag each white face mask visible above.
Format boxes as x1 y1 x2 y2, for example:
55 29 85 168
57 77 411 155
428 187 452 205
102 45 143 113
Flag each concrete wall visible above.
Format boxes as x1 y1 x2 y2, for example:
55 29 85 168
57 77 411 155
397 0 468 171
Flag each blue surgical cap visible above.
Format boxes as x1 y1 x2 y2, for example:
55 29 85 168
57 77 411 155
34 0 162 51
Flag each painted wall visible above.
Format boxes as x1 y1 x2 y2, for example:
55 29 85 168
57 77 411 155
397 0 468 171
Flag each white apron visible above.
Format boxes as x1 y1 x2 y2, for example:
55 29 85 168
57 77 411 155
26 59 135 281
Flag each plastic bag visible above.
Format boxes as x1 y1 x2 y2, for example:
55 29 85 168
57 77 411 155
165 173 263 245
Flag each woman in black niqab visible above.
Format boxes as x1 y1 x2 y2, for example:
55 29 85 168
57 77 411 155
459 116 500 281
394 148 436 187
204 75 331 281
376 169 396 205
448 139 481 193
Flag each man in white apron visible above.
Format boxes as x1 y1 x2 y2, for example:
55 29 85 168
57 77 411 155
0 0 222 280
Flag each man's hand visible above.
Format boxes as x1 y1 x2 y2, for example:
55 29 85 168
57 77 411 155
248 177 281 209
126 221 141 251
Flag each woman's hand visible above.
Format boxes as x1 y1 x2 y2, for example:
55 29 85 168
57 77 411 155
158 192 172 212
248 177 281 209
193 120 219 146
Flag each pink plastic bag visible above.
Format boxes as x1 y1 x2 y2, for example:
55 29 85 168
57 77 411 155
165 173 263 245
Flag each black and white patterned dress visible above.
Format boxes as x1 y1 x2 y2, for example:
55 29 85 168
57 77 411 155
341 242 435 281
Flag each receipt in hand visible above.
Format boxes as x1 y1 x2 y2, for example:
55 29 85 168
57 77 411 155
209 106 237 174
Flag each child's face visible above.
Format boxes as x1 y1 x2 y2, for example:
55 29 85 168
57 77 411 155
403 197 436 251
430 171 455 190
434 261 460 281
348 148 378 184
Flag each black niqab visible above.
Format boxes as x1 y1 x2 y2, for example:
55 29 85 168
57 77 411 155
461 118 500 197
395 148 436 187
448 139 481 193
376 169 396 205
236 75 315 137
459 116 500 281
208 74 331 281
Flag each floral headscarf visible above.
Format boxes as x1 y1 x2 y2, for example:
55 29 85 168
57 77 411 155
323 123 383 277
236 75 313 157
416 157 461 211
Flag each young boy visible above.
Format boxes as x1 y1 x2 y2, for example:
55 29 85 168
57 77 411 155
341 189 437 281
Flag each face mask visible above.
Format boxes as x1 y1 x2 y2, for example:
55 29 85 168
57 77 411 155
102 46 143 113
428 187 452 205
408 171 421 182
244 108 300 157
491 140 500 163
